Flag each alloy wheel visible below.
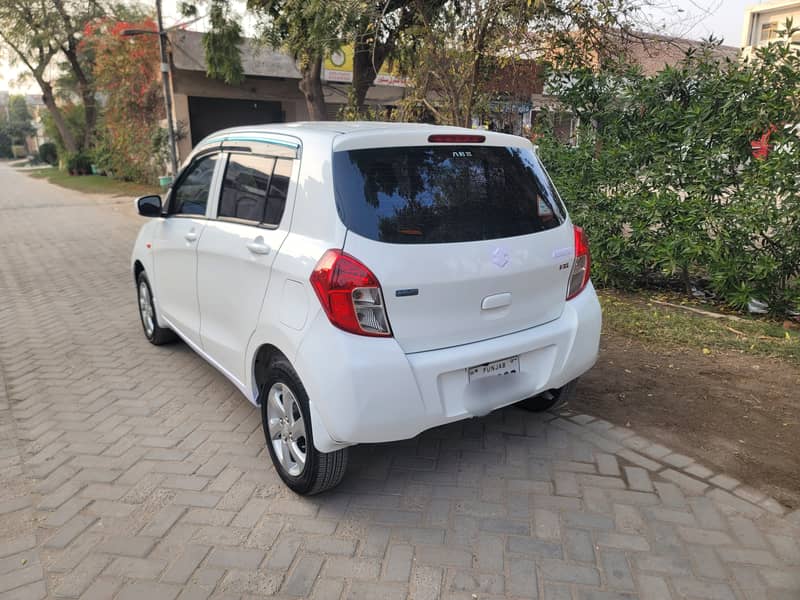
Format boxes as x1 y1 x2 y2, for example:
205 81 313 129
266 382 307 476
138 281 155 337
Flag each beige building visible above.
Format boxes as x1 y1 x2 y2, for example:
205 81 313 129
741 0 800 59
168 31 405 162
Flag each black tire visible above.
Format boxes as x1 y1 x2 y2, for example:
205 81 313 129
136 271 176 345
516 379 579 412
260 357 348 495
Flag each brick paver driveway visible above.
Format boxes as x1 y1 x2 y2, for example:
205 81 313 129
1 162 799 600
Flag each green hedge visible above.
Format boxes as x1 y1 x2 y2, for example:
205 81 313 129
538 37 800 315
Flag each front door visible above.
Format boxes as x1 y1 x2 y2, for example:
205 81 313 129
197 153 294 383
153 152 220 345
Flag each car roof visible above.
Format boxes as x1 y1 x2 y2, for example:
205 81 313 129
190 121 531 164
198 121 525 145
214 121 477 137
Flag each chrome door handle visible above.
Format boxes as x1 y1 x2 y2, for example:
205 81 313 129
246 237 271 255
184 231 198 242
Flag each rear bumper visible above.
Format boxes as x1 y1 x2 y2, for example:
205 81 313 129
296 283 602 452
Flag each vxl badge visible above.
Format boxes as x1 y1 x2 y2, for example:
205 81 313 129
491 247 510 268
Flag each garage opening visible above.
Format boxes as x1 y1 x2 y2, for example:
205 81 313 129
188 97 284 146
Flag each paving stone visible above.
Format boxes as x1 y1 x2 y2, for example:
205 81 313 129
728 515 769 548
0 168 796 600
662 453 694 469
597 453 621 476
734 486 767 505
768 534 800 564
507 536 563 559
43 515 97 549
543 582 570 600
562 511 615 531
116 581 181 600
659 469 708 495
80 577 123 600
206 547 264 570
678 526 734 546
625 466 654 492
717 547 781 566
685 463 714 480
537 559 600 585
382 544 414 582
601 550 635 590
161 545 211 585
641 443 672 459
563 528 594 563
636 555 693 576
409 565 443 600
282 553 324 596
637 574 672 600
0 580 47 600
617 449 662 471
706 488 764 518
0 564 44 594
345 581 406 600
52 554 111 598
414 546 473 568
671 578 736 600
474 536 504 572
324 556 382 579
709 474 741 490
95 535 155 557
597 532 650 552
689 497 727 530
533 508 561 540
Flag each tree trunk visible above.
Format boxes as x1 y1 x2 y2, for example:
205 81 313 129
51 0 97 147
61 46 96 148
40 81 79 153
352 43 376 113
352 37 392 113
298 56 327 121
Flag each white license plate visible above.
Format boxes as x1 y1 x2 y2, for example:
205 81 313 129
468 356 520 382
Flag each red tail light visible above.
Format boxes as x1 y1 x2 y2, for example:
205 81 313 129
427 134 485 143
566 225 591 300
310 250 392 337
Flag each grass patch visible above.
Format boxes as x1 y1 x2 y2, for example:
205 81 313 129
599 290 800 363
27 167 161 197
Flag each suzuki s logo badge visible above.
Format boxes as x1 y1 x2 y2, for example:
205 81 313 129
491 247 510 268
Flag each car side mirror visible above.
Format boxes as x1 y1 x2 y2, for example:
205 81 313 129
136 195 162 217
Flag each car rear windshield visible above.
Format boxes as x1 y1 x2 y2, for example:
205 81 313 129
333 145 566 244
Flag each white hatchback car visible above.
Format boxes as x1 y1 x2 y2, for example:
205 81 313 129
132 122 601 494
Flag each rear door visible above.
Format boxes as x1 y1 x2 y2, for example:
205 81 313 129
196 153 295 383
334 143 574 354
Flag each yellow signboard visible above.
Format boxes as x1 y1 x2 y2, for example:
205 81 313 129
323 45 406 87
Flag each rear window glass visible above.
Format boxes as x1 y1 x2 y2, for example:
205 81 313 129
333 145 566 244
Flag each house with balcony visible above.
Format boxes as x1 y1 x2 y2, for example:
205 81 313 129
741 0 800 60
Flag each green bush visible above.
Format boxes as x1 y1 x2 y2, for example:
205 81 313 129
0 131 12 158
64 151 93 175
38 142 58 166
539 34 800 315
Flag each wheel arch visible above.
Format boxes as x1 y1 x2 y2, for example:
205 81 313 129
252 343 290 404
133 260 145 283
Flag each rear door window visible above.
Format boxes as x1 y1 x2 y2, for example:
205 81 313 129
333 145 566 244
218 154 293 227
219 154 275 223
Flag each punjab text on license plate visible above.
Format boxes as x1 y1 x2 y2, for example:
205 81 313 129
468 356 520 382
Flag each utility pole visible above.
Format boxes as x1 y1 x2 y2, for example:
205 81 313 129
156 0 179 177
